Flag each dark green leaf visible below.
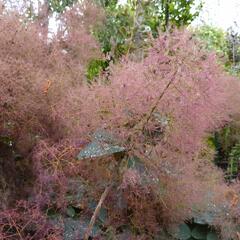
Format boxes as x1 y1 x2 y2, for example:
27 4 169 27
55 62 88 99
64 218 101 240
169 223 191 240
207 231 219 240
77 140 125 159
177 224 192 240
191 225 208 239
66 206 76 218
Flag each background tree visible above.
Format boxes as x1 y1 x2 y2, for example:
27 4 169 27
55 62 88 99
95 0 203 60
48 0 75 13
22 0 77 40
194 25 228 58
226 27 240 69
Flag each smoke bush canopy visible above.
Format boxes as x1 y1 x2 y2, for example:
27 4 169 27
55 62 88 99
53 30 240 234
0 1 240 238
0 3 102 153
60 30 239 153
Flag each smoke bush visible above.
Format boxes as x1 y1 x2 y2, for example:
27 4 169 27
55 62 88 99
0 200 62 240
0 3 102 155
0 3 240 238
55 30 240 233
0 0 102 214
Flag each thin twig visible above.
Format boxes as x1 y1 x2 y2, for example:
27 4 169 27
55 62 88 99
83 184 113 240
237 232 240 240
133 66 180 133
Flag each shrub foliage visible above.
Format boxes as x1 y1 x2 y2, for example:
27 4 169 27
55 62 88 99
0 2 240 239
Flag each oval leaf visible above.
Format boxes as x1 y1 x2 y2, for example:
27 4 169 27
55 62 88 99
176 223 191 240
66 206 76 218
207 231 219 240
192 225 208 239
